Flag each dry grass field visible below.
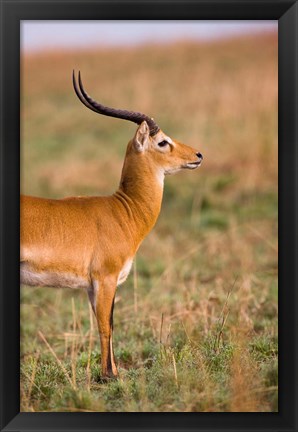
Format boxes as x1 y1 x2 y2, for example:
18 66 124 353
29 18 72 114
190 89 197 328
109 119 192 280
20 32 278 412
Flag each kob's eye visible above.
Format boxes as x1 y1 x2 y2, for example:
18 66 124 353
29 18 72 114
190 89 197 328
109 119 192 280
158 140 169 148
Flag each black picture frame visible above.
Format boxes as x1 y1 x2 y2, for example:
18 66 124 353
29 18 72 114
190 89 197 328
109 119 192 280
0 1 297 431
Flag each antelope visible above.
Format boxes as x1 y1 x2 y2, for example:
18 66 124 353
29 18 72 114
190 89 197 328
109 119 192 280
20 71 203 379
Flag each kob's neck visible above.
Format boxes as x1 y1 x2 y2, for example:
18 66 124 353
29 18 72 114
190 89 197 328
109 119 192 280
117 153 164 238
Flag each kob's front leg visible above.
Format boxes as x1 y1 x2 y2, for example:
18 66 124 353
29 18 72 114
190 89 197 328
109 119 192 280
94 276 118 379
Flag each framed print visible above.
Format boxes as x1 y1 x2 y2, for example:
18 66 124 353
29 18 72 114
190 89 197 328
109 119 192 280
0 1 297 431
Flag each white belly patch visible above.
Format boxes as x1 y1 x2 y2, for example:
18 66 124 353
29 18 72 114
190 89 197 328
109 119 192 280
117 259 133 286
20 262 89 289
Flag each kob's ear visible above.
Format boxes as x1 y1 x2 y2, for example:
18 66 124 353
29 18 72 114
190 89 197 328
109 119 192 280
134 121 149 152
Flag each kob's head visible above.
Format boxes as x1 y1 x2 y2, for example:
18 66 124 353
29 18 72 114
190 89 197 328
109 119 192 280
132 121 202 175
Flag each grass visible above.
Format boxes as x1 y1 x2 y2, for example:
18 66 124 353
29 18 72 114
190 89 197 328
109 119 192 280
21 32 278 412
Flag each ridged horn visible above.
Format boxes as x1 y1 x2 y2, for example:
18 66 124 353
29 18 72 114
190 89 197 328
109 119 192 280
72 70 160 136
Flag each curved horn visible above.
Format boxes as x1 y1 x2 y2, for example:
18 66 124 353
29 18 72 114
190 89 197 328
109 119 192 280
72 70 160 136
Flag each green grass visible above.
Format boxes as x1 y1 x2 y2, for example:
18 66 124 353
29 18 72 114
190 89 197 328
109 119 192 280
21 194 278 412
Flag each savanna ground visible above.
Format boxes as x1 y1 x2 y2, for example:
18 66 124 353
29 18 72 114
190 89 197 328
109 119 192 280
20 33 278 412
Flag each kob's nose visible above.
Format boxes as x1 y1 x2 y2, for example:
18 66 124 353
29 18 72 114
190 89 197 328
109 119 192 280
196 152 203 160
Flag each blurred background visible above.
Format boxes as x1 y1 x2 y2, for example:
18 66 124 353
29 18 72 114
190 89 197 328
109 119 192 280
21 21 278 413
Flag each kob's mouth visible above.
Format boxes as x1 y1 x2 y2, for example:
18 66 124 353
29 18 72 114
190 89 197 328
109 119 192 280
183 160 202 170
